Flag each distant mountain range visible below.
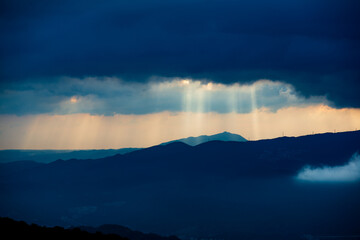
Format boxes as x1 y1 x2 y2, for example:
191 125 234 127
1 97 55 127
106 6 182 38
0 132 246 163
0 148 140 164
1 131 359 240
161 131 247 146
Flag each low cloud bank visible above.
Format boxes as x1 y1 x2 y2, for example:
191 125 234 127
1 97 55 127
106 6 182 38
0 77 326 115
297 153 360 182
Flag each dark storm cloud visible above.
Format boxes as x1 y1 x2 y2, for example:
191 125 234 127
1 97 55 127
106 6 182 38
1 0 359 107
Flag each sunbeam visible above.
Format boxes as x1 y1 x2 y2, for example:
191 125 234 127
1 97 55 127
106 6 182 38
250 85 260 140
1 105 359 149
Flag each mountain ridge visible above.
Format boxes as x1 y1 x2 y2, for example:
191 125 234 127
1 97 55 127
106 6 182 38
1 130 355 164
1 131 359 239
0 131 246 163
160 131 247 146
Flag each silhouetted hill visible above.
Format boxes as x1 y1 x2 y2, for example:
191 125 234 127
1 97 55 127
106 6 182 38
0 217 180 240
0 132 245 163
1 131 360 240
161 131 247 146
0 217 128 240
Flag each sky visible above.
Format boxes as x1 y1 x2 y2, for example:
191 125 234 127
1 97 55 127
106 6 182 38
0 0 359 149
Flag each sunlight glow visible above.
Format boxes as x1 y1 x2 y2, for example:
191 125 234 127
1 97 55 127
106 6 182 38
180 79 190 85
1 105 359 149
250 85 260 140
1 78 359 149
70 96 79 103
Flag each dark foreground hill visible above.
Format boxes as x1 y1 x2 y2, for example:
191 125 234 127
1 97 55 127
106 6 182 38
0 217 180 240
1 131 360 240
0 217 128 240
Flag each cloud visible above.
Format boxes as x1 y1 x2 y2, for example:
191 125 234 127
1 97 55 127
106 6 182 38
1 0 359 108
297 153 360 182
0 77 327 115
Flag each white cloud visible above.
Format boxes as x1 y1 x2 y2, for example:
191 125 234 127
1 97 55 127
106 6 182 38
297 153 360 182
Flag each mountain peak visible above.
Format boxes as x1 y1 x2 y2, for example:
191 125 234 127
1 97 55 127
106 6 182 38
161 132 247 146
220 131 230 134
218 131 236 136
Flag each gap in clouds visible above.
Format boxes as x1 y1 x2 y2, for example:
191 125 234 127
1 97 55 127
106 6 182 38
1 106 359 149
296 153 360 182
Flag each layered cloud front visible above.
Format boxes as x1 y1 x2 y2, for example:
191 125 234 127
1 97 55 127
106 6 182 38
0 77 327 115
297 153 360 182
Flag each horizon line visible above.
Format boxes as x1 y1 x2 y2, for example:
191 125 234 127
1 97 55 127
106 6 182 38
1 129 358 151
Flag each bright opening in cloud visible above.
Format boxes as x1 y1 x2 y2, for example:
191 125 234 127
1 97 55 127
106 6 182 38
180 79 190 85
296 153 360 182
70 96 79 103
